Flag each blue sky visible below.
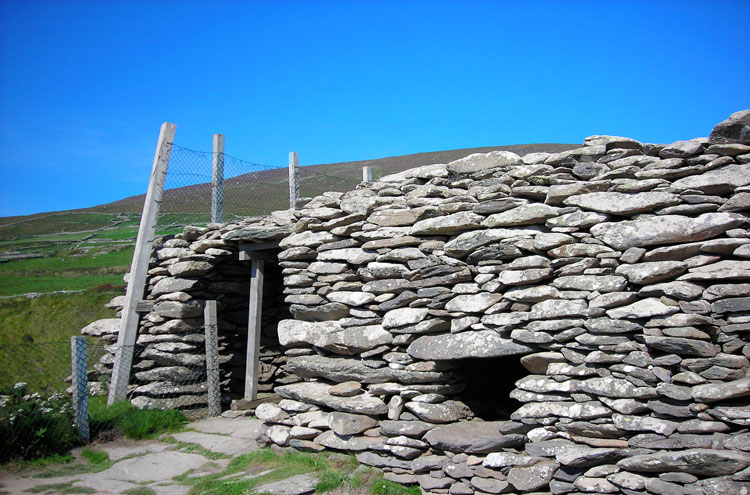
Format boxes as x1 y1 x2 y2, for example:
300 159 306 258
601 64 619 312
1 0 748 217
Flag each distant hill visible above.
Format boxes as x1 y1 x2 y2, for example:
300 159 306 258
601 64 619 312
2 143 579 227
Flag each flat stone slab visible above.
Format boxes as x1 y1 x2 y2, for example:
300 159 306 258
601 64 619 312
72 478 140 493
83 440 175 461
277 381 388 415
407 330 534 360
191 416 265 440
254 473 318 495
171 431 256 456
88 451 209 483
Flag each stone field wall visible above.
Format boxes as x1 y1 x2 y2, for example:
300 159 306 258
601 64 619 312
86 110 750 494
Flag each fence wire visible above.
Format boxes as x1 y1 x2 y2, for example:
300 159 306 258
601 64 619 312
0 325 220 460
159 144 363 228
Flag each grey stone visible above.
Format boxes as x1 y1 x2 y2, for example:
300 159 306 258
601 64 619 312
276 382 387 415
673 164 750 193
410 212 484 235
80 318 120 337
660 140 702 158
424 421 528 453
286 355 447 384
405 400 472 423
642 336 717 357
612 413 678 435
606 298 678 319
328 412 378 436
507 460 559 491
709 109 750 144
445 293 502 312
590 213 747 250
563 191 680 215
407 330 534 360
552 275 627 292
547 210 610 228
254 473 318 495
153 300 203 318
483 203 561 227
446 150 522 174
617 449 750 477
444 227 542 257
692 378 750 402
615 261 687 284
277 320 392 355
383 307 429 329
511 401 612 420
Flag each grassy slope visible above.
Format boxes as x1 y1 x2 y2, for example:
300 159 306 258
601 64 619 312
0 288 122 392
0 247 132 296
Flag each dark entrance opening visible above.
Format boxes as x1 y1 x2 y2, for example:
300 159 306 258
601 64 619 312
452 356 529 420
217 249 293 402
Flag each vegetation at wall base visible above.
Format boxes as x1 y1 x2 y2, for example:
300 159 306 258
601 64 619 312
182 448 416 495
88 396 188 441
0 383 78 464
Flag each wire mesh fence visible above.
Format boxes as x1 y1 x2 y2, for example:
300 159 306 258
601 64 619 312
159 144 363 230
0 324 220 460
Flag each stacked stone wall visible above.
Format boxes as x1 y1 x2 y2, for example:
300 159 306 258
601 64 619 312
255 111 750 494
84 212 301 409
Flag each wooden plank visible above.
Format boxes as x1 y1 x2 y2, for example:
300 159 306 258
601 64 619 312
211 134 225 223
288 151 298 209
204 300 221 417
244 259 265 400
108 122 176 405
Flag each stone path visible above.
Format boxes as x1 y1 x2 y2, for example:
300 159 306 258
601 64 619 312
0 417 319 495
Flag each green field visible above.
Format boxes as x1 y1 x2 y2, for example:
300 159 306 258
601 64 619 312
0 288 122 392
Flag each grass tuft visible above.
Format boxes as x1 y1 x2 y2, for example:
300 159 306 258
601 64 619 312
89 396 187 441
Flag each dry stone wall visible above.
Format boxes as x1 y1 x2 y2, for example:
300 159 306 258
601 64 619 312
256 110 750 494
81 110 750 494
83 211 302 409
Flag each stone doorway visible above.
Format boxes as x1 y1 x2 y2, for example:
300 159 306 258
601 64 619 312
450 356 529 420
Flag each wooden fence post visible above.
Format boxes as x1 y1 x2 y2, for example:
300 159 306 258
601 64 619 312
362 166 372 183
288 151 299 209
211 134 225 223
108 122 176 405
70 336 89 443
244 258 265 400
204 300 221 416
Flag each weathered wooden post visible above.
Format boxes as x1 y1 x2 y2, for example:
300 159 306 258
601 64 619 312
288 151 299 209
204 300 221 416
362 165 372 183
70 336 89 443
244 257 265 400
109 122 176 405
211 134 225 223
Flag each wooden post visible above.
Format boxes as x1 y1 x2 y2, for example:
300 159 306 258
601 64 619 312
244 258 265 400
211 134 225 223
288 151 298 209
362 166 372 182
70 336 89 443
204 300 221 416
109 122 176 405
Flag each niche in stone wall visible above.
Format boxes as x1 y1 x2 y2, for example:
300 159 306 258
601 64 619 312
449 356 529 420
213 249 294 402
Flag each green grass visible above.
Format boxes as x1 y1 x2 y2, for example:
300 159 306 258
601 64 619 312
26 481 96 494
122 488 156 495
89 397 188 441
26 449 113 479
0 247 132 296
79 449 109 466
178 449 391 495
0 287 122 346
